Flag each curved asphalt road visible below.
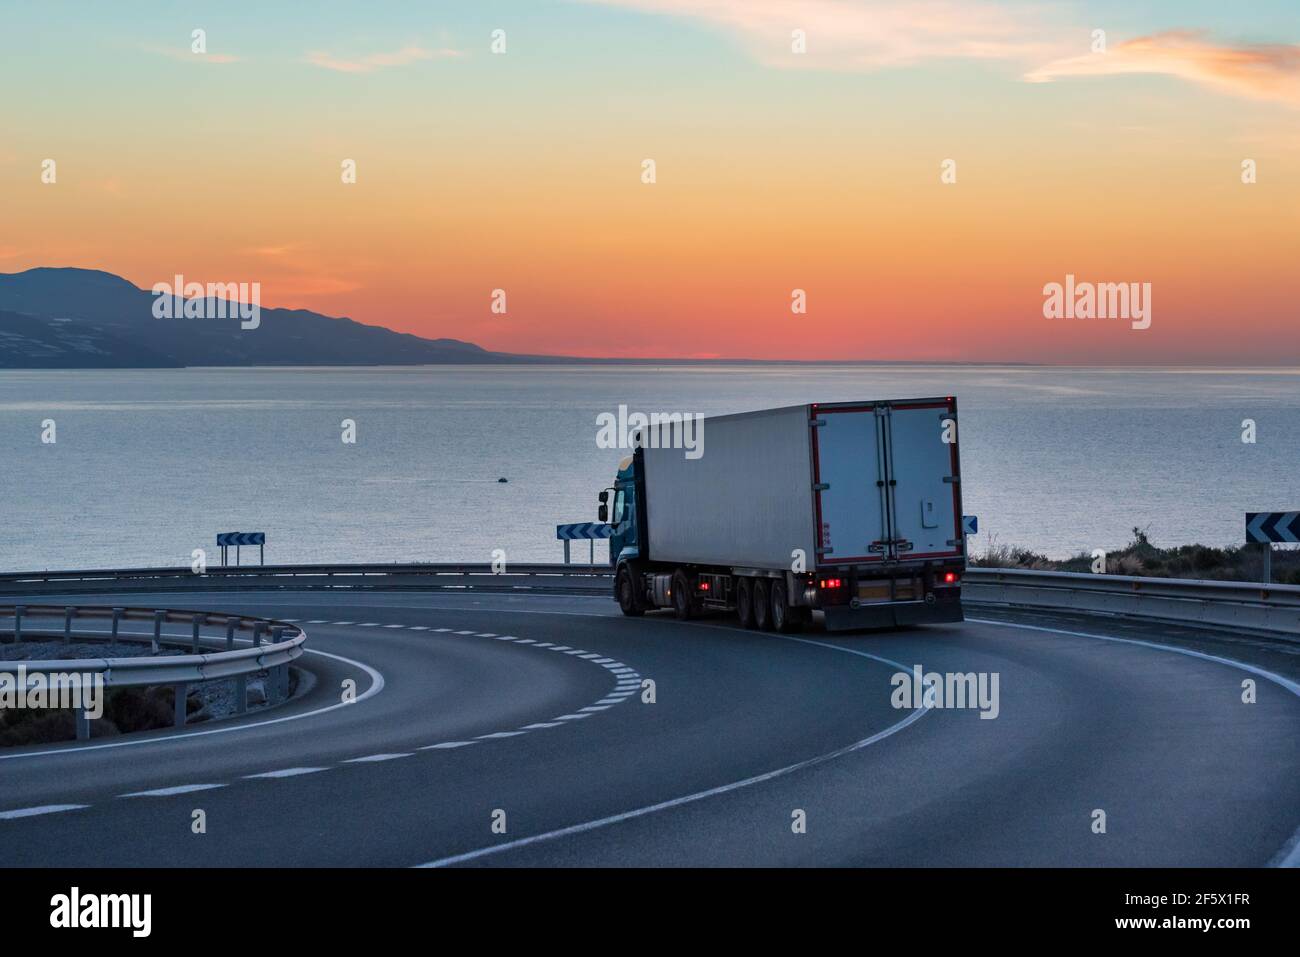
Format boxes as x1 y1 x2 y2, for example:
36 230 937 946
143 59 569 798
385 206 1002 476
1 588 1298 867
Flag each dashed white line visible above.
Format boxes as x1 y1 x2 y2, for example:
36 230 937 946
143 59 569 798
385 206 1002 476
0 804 89 820
419 741 476 750
476 731 527 739
122 784 227 798
344 753 412 764
245 767 329 779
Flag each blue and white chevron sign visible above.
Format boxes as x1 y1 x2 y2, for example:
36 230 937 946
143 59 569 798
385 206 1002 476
217 531 266 547
1246 512 1300 544
556 522 613 541
962 515 978 535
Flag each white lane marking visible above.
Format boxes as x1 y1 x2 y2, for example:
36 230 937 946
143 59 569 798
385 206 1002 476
594 658 615 664
0 644 385 762
580 706 611 712
595 698 626 705
416 639 927 868
513 638 536 644
281 619 300 623
550 646 572 651
122 784 226 798
554 713 593 721
967 617 1300 868
306 619 329 624
477 731 527 739
356 622 380 627
409 626 429 631
533 642 554 648
245 767 328 779
476 632 497 638
520 722 563 730
344 753 412 763
419 742 475 750
0 804 89 820
382 624 405 629
433 628 453 633
331 621 355 625
455 630 475 635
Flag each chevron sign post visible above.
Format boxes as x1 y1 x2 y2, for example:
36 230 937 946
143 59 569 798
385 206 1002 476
556 522 613 565
1245 512 1299 584
217 531 266 566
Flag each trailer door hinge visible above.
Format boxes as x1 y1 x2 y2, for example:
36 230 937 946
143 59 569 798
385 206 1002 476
810 418 826 427
813 483 829 491
947 538 963 547
816 547 833 555
943 475 959 484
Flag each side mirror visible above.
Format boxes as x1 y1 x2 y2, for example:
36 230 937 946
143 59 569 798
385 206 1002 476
598 504 609 523
598 490 609 503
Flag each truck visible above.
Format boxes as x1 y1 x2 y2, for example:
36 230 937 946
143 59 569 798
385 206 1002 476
597 398 965 631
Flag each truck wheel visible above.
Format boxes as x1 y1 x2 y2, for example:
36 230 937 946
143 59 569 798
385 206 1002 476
753 579 773 630
616 567 644 617
671 570 696 620
770 580 799 633
735 577 757 629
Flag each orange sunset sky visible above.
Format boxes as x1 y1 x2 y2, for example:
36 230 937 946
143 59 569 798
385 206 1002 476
1 1 1298 362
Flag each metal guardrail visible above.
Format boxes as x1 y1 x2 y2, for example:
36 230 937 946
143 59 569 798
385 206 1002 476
963 567 1300 639
0 562 614 596
2 562 1297 640
1 604 306 739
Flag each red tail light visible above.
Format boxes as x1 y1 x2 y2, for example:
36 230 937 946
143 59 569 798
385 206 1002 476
818 578 843 589
942 571 959 584
698 581 710 591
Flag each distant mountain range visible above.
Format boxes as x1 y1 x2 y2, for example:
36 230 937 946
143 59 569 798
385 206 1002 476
0 268 528 368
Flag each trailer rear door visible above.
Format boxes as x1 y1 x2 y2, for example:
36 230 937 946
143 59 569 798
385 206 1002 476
884 399 962 561
811 406 888 564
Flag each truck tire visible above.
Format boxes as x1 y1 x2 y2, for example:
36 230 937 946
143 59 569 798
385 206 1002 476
735 577 757 629
671 569 696 620
770 579 800 633
616 567 644 617
753 578 773 630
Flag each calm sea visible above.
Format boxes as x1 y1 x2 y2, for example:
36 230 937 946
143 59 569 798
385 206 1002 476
1 365 1297 570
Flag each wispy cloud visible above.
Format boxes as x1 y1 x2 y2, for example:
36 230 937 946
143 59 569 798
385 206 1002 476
304 44 462 74
1026 31 1300 107
581 0 1059 69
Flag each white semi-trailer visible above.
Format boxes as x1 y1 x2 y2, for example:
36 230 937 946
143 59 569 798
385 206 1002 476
597 398 965 631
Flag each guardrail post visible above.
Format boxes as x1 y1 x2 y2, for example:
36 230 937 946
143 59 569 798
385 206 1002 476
174 682 187 727
252 622 265 648
63 606 75 643
111 607 123 642
152 611 164 653
75 709 90 741
12 605 23 644
225 619 237 651
191 614 205 653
